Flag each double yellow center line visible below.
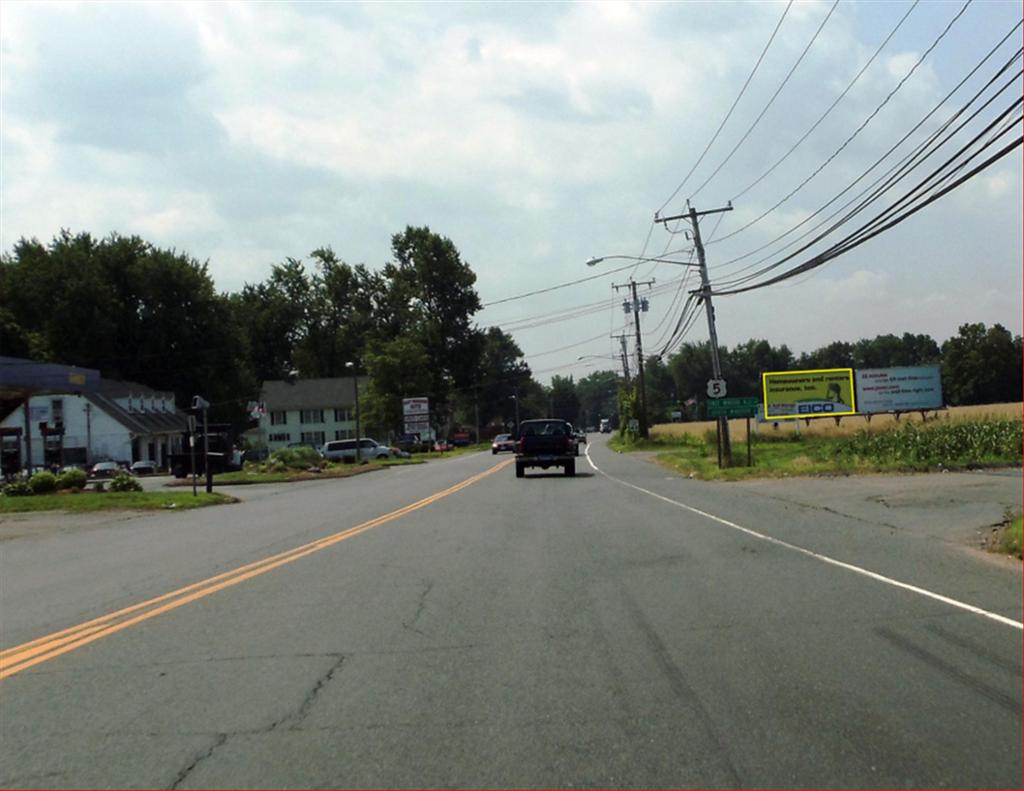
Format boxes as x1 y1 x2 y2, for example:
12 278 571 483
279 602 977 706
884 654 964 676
1 458 512 680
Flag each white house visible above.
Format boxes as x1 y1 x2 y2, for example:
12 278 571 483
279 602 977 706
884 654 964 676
0 379 188 470
254 376 369 453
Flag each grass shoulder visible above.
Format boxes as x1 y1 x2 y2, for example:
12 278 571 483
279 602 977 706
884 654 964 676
209 462 390 485
993 513 1022 558
0 490 235 514
179 444 485 487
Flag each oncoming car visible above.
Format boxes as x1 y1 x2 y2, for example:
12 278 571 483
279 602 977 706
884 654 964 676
491 434 516 454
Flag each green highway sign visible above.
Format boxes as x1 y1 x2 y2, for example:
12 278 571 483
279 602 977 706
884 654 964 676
706 396 760 418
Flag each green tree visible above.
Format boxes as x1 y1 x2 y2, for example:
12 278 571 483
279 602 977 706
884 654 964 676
724 339 794 397
941 322 1022 405
381 226 483 425
360 336 433 437
576 370 620 429
462 328 533 432
643 356 676 425
549 375 581 424
852 333 940 368
799 340 855 369
0 230 254 425
666 342 714 419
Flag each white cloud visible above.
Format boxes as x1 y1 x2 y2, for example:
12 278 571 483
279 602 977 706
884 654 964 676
1 0 1020 379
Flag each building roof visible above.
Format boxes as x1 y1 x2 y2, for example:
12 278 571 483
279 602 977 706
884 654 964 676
86 392 188 435
0 356 100 400
261 376 370 410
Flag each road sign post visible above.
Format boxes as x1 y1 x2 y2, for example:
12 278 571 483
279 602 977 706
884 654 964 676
704 397 758 468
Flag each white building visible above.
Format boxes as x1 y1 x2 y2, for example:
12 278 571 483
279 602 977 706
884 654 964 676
254 376 369 453
0 379 187 470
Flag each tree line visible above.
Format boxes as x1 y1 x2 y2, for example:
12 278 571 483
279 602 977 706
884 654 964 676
633 325 1022 425
2 229 1020 440
0 228 546 437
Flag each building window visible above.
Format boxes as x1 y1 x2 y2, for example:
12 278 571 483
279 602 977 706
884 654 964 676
334 428 354 440
269 432 290 442
270 411 288 425
301 431 325 446
300 409 324 424
333 408 351 422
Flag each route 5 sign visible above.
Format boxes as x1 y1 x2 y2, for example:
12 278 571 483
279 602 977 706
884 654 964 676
706 378 727 398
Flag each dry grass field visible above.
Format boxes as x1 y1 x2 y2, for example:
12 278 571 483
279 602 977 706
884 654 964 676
651 402 1023 441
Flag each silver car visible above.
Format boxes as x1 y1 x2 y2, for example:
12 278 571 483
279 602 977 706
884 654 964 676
320 438 392 461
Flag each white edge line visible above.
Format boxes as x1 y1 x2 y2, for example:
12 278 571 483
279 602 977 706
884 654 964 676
585 445 1022 631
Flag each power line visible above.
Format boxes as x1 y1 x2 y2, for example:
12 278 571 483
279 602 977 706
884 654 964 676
709 0 973 246
705 23 1022 285
729 0 920 202
710 43 1022 289
481 261 640 307
688 0 841 201
522 328 627 361
710 111 1022 296
656 0 793 214
497 277 686 334
713 97 1021 292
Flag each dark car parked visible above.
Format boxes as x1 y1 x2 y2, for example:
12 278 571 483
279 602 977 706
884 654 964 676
90 461 121 478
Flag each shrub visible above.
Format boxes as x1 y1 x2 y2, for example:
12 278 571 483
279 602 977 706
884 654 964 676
57 468 88 491
269 447 323 469
3 480 33 497
109 472 142 492
28 471 58 494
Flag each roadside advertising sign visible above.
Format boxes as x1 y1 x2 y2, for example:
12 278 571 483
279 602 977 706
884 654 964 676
706 396 759 418
402 397 429 417
762 368 856 420
404 417 430 434
854 366 943 413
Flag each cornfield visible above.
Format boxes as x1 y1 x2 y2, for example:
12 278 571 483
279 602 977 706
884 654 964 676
651 402 1023 441
835 418 1022 465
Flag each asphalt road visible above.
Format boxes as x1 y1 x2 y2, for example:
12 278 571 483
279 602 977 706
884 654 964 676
1 437 1020 788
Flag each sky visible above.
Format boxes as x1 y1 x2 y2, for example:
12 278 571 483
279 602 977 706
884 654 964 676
2 0 1021 384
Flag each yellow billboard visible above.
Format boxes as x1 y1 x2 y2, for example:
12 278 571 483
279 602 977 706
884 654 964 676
762 368 856 420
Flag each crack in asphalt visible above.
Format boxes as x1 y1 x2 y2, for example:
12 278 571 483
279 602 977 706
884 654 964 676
402 580 434 635
167 654 346 787
269 654 348 731
169 732 228 789
740 490 905 533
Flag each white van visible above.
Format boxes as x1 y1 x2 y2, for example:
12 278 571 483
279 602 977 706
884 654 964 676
321 438 391 461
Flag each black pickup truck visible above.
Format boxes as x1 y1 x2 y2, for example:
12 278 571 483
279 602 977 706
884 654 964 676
514 418 576 478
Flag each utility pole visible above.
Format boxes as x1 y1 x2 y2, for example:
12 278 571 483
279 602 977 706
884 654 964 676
612 278 654 438
657 202 733 465
612 333 631 384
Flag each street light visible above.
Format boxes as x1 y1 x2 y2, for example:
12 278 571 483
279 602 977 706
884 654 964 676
586 254 696 268
345 361 361 462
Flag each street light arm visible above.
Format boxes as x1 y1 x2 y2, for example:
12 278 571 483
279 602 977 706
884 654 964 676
586 254 698 268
